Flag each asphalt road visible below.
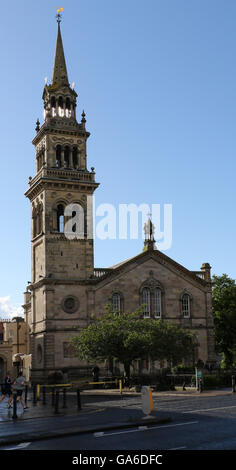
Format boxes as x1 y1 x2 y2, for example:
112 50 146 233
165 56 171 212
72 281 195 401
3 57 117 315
2 392 236 451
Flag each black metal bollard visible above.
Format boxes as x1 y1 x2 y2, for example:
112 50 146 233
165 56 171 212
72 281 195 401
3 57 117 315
77 389 81 410
54 390 60 414
43 386 46 405
51 387 55 406
62 388 67 409
33 385 37 405
232 375 236 393
25 385 28 408
12 392 17 420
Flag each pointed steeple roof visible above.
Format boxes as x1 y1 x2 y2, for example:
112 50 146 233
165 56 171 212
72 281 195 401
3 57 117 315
52 22 69 86
143 216 156 251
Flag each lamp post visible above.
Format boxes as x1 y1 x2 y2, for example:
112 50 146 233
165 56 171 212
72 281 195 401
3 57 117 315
12 317 23 376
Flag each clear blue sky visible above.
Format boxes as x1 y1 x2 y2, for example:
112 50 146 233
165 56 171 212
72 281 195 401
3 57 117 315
0 0 235 317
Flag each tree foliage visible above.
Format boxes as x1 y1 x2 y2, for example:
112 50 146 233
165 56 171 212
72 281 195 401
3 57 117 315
70 309 195 376
212 274 236 368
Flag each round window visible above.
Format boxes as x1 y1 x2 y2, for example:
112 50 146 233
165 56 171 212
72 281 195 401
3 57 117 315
62 295 79 314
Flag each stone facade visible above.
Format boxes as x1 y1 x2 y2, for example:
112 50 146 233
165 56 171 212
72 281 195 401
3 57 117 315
0 318 28 382
23 21 216 382
92 252 215 370
23 248 215 382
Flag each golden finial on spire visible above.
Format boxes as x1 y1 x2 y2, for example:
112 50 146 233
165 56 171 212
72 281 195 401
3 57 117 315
56 7 64 23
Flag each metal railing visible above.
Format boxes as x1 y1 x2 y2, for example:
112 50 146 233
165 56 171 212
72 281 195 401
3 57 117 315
93 268 113 278
1 377 130 420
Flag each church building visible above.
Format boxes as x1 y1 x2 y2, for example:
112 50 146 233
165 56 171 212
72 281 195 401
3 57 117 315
23 17 215 382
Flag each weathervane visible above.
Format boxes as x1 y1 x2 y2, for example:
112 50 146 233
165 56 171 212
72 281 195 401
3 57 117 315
56 7 64 23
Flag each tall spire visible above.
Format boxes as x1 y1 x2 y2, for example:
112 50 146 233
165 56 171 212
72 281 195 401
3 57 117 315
52 18 69 86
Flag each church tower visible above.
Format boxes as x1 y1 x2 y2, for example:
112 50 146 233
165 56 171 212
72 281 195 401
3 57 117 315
24 15 99 381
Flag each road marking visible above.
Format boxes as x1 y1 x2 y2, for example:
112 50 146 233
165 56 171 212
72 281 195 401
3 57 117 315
17 442 31 449
3 442 31 450
183 405 236 414
94 432 104 437
94 421 198 438
168 446 187 450
87 408 106 414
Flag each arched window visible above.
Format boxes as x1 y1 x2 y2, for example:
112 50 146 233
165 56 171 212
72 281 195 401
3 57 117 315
63 202 85 239
72 146 78 169
140 281 164 319
112 293 121 314
141 288 151 318
153 288 162 318
182 294 190 318
57 204 64 233
56 145 62 168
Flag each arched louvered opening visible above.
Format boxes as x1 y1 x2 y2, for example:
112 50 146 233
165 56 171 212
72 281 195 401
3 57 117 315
65 97 71 117
58 96 64 117
64 146 70 168
51 96 56 117
32 207 37 238
38 204 43 234
56 145 62 168
72 146 78 168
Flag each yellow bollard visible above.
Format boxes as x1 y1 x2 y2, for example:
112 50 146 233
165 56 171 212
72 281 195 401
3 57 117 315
119 379 122 395
36 384 40 401
141 386 154 416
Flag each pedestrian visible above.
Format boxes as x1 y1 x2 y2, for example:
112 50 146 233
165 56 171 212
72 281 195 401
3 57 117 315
0 372 13 408
92 365 100 382
13 371 27 410
92 365 100 389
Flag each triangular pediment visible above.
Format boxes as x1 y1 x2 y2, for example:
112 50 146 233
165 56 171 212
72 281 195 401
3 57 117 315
94 248 208 289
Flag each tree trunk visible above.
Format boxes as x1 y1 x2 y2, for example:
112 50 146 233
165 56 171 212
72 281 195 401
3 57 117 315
124 362 131 380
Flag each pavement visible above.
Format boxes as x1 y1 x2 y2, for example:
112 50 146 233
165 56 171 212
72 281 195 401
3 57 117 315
0 387 233 446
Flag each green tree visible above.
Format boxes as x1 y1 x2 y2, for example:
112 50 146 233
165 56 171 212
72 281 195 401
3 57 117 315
212 274 236 368
70 310 195 377
150 320 196 365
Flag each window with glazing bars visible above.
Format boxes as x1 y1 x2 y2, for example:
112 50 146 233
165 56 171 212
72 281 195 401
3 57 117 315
182 294 190 317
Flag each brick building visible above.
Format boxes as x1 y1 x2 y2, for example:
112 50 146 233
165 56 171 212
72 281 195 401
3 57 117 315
23 18 215 382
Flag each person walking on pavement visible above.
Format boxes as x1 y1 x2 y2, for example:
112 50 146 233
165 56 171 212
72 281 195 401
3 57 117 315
0 372 13 408
92 365 100 389
13 371 26 410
